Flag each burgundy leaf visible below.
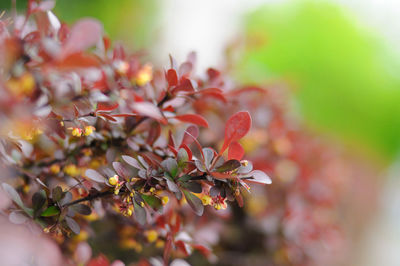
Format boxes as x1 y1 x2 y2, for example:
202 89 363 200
96 102 119 112
112 162 130 180
59 18 103 58
220 111 252 154
166 69 178 87
174 114 209 128
228 141 244 161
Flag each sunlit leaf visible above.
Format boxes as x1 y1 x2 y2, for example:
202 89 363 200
41 206 60 217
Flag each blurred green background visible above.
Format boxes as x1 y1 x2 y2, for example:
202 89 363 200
234 0 400 163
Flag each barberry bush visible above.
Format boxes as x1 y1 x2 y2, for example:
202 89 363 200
0 1 273 265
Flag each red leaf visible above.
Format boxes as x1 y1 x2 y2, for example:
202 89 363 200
98 113 117 122
73 105 79 117
166 69 178 87
55 52 100 69
179 143 193 160
59 18 103 58
181 125 199 146
146 122 161 145
96 102 119 112
171 77 195 94
174 114 209 128
164 234 173 265
220 111 251 154
192 244 212 258
168 130 176 148
175 240 189 256
228 141 244 160
211 172 234 179
132 102 164 122
87 254 109 266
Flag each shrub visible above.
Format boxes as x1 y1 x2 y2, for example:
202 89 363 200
0 1 271 265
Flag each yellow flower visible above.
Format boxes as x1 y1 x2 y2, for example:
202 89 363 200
155 239 165 248
6 72 36 96
50 164 60 174
201 195 212 206
71 127 83 137
83 126 95 136
108 175 119 186
134 64 153 86
127 208 133 217
161 196 169 205
149 187 155 193
64 164 79 177
73 230 89 242
120 239 142 252
146 230 158 243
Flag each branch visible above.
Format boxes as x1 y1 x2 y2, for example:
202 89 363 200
62 190 113 207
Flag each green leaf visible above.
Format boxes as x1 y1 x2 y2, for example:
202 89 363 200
71 204 92 215
141 194 162 211
40 206 60 217
182 189 204 216
215 159 241 173
161 158 178 178
177 175 192 182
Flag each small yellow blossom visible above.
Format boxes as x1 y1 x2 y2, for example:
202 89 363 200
120 239 142 252
134 64 153 86
161 196 169 205
83 126 95 136
64 164 79 177
6 72 36 96
149 187 155 193
201 195 212 206
155 239 165 248
73 230 89 242
70 127 83 137
146 230 158 243
50 164 60 174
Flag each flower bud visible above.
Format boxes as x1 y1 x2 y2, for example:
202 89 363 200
108 175 119 186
